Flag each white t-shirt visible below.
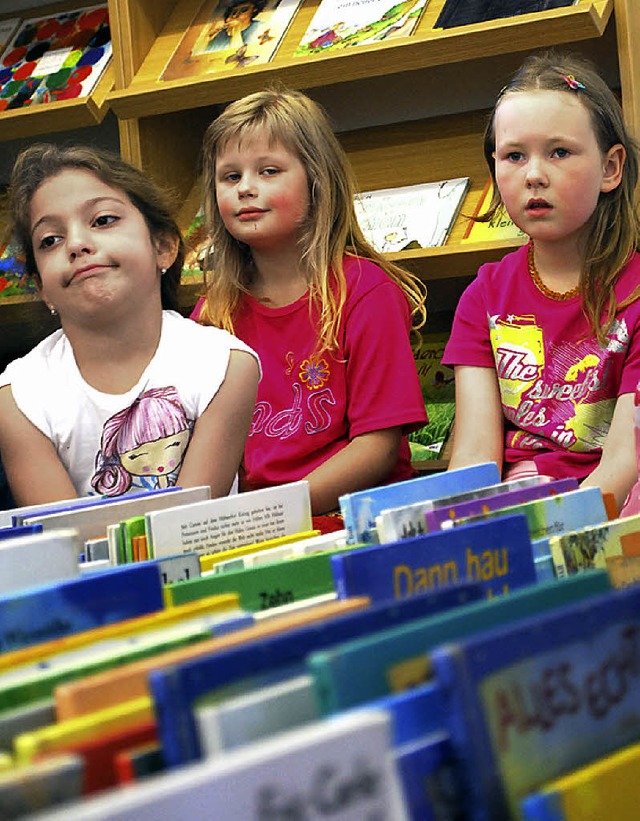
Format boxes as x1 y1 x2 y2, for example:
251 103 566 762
0 311 258 498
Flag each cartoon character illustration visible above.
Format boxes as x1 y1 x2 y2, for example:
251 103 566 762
91 386 194 497
206 0 268 52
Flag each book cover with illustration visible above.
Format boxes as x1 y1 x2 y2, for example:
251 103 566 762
354 177 469 254
161 0 303 81
408 332 456 462
434 0 578 30
0 5 111 111
462 179 527 244
0 239 36 298
296 0 429 55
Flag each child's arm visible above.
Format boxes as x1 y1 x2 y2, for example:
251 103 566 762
0 386 78 505
581 391 637 511
177 349 259 497
304 427 403 515
447 365 504 473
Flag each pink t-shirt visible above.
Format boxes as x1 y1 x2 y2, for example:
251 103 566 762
194 256 426 491
443 244 640 480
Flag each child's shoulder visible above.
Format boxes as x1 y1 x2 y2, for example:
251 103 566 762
474 243 529 288
342 255 399 297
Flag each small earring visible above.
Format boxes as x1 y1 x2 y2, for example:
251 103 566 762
49 306 58 317
161 267 167 276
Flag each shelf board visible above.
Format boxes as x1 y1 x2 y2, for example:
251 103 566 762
108 0 612 120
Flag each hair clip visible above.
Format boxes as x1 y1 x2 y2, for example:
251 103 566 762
561 74 586 91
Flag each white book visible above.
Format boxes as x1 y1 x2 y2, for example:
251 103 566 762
145 481 312 559
253 591 338 621
197 674 318 757
22 487 211 549
0 529 80 595
34 710 408 820
354 177 470 253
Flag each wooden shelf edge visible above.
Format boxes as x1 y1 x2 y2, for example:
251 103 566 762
108 2 613 120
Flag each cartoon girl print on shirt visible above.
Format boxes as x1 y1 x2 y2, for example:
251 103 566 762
91 386 194 497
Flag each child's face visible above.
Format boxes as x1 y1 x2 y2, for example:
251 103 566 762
214 130 309 254
30 168 170 321
493 89 620 250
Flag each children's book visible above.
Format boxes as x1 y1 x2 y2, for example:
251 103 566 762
426 477 579 532
0 528 80 594
150 583 480 765
339 461 501 544
145 480 312 559
353 177 469 254
0 753 84 817
0 698 55 752
296 0 429 56
199 529 319 573
0 563 164 655
34 711 409 820
0 237 35 299
549 512 640 577
0 18 21 54
520 739 640 821
461 179 527 244
395 731 463 821
430 583 640 820
0 5 112 112
408 331 456 462
161 0 304 82
331 514 536 602
434 0 578 30
308 571 609 715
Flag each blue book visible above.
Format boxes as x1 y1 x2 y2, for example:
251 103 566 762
395 732 464 821
0 563 164 653
0 524 43 541
430 584 640 820
148 581 483 766
308 571 610 716
331 514 536 602
339 462 501 544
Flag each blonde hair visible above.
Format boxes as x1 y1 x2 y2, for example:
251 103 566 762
199 87 426 350
481 52 640 345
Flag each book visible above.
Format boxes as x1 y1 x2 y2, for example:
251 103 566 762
520 739 640 821
408 331 456 462
461 179 527 244
0 237 35 299
0 5 112 112
161 0 304 82
0 753 84 816
395 731 463 820
0 698 56 753
22 485 210 548
52 598 371 722
331 514 536 603
34 711 409 820
425 477 579 532
0 528 80 594
144 480 312 559
549 512 640 577
295 0 429 56
0 18 21 54
150 583 480 765
353 177 469 254
198 529 319 573
0 563 164 654
376 475 551 543
308 571 609 715
339 461 501 544
430 583 640 819
434 0 578 30
114 742 165 784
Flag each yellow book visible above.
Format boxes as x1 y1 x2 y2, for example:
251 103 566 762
0 593 240 674
14 697 153 765
461 179 527 244
199 530 319 573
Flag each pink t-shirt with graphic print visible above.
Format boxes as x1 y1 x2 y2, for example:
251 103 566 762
443 244 640 480
193 256 427 492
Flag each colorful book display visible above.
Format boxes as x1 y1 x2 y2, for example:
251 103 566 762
461 179 527 244
549 512 640 577
434 0 578 29
295 0 429 55
353 177 469 253
0 5 112 112
161 0 304 81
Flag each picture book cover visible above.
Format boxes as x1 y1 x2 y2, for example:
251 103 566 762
434 0 578 30
295 0 429 55
0 18 21 53
161 0 303 82
339 461 501 544
0 5 112 112
549 512 640 578
353 177 469 254
430 583 640 819
461 179 527 244
331 513 536 602
0 238 35 298
408 332 455 462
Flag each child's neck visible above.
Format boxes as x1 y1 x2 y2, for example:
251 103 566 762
250 248 309 308
530 239 582 294
65 309 163 395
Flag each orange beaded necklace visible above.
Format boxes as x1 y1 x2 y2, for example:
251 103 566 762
528 244 580 301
